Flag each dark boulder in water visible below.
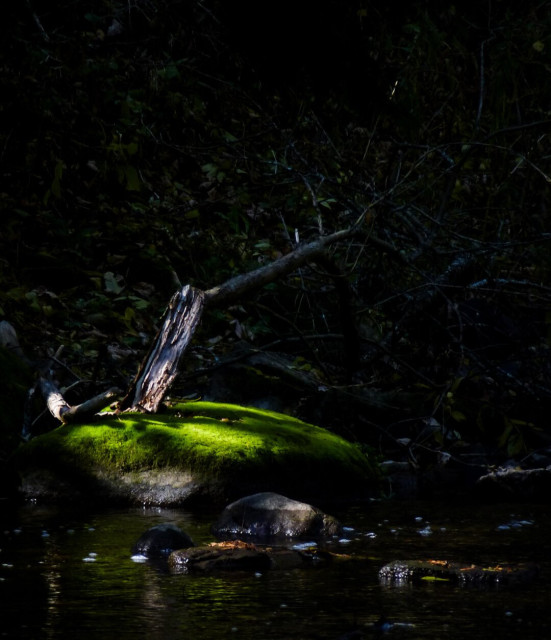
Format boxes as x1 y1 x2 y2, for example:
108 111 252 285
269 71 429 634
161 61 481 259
212 492 342 541
132 523 194 558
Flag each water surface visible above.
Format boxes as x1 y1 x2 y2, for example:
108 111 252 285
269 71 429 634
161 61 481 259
1 499 550 639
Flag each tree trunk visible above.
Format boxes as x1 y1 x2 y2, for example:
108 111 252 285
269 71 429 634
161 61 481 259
119 284 205 412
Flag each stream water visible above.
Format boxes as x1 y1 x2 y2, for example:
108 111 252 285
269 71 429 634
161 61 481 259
1 498 550 639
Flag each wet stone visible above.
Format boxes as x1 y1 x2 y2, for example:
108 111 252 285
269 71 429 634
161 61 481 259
212 492 342 541
132 523 195 558
168 540 306 573
379 559 540 586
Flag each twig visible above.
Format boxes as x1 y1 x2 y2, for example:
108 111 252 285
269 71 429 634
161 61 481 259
25 0 50 42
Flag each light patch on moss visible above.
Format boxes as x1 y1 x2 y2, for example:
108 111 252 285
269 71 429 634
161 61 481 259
16 401 377 490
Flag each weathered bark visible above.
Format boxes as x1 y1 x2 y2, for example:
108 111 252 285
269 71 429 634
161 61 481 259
39 377 121 424
119 284 205 412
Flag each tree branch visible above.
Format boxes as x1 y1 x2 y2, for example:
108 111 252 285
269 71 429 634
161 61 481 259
204 225 361 308
39 377 121 424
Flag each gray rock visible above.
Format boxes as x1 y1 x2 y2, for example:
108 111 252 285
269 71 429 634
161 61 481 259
212 492 342 540
132 523 194 558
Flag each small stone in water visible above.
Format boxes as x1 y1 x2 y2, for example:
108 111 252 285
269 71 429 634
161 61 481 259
130 554 148 563
292 541 317 551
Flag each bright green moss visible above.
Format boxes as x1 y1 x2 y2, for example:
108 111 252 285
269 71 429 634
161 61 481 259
15 401 379 503
20 402 370 472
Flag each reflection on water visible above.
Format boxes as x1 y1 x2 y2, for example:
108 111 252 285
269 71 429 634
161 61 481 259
1 499 550 639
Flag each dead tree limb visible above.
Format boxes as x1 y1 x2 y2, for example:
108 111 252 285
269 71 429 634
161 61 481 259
204 226 359 308
39 377 121 424
119 285 205 412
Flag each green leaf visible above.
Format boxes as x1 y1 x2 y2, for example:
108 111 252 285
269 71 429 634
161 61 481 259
421 576 450 582
450 410 466 422
104 272 124 294
51 160 64 198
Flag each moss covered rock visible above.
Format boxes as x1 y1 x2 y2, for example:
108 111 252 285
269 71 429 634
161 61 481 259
14 401 379 506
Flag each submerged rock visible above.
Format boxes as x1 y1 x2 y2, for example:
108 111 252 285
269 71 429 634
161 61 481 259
212 492 342 541
168 539 337 573
132 523 194 558
379 559 539 586
170 540 276 573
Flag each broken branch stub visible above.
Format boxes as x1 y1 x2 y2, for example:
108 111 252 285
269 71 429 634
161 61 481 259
39 377 121 424
119 285 205 413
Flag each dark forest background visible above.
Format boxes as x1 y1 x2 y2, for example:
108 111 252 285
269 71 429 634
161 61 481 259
2 0 551 468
